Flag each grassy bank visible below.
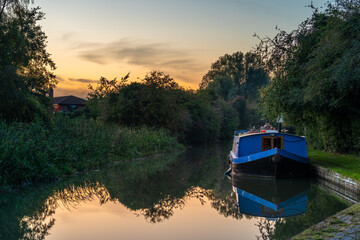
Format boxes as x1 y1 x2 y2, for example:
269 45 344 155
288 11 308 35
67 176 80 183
0 115 183 188
292 202 360 240
308 147 360 182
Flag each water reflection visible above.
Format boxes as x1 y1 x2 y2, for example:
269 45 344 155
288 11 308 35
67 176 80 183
232 178 310 218
0 142 353 240
18 182 112 240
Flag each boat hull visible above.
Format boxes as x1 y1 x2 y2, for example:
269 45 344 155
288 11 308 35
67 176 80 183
231 153 310 178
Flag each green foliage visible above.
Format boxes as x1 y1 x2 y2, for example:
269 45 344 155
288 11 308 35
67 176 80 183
114 127 182 160
257 0 360 153
199 52 269 130
214 98 239 139
0 115 183 187
185 93 221 142
87 71 241 142
87 73 130 100
200 52 269 99
142 71 180 89
0 0 56 123
308 147 360 182
201 52 246 89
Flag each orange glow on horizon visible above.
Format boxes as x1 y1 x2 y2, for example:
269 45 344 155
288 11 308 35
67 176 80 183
39 0 328 98
53 72 203 98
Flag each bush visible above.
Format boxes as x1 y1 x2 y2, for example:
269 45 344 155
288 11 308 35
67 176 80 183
257 0 360 153
0 116 182 188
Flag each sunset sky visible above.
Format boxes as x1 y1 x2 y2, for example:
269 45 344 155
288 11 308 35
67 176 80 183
36 0 328 97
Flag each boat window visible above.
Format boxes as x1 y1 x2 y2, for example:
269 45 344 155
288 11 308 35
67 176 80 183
261 136 283 151
273 137 282 149
262 138 272 151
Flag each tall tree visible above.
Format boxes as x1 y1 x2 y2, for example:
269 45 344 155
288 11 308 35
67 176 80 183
257 0 360 152
200 52 268 98
200 52 245 89
0 0 56 122
199 51 268 129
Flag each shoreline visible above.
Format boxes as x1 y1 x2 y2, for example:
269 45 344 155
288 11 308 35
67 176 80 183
292 162 360 239
0 117 184 191
292 201 360 239
0 149 185 193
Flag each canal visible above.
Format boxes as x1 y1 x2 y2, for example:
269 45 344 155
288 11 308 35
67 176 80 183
0 141 353 240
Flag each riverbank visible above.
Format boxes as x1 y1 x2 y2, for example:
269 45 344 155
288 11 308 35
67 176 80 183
291 148 360 239
292 203 360 240
308 147 360 182
0 115 183 189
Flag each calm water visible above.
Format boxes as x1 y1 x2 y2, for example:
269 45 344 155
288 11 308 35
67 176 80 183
0 141 352 240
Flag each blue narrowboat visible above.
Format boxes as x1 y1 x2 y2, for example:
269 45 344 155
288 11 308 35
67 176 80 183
229 130 310 178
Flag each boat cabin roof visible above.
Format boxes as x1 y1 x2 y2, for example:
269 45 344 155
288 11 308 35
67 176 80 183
235 131 305 139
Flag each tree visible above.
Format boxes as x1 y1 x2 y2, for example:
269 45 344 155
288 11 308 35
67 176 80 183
87 70 238 143
87 73 130 100
87 71 192 140
257 0 360 152
0 0 56 122
142 70 180 90
199 52 268 130
201 52 245 89
200 52 268 100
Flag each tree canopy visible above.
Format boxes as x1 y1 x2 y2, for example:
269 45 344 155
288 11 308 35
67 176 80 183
200 52 269 100
256 0 360 152
0 0 56 122
199 51 269 130
87 71 241 142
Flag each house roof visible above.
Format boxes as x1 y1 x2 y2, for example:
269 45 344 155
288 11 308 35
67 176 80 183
53 95 87 105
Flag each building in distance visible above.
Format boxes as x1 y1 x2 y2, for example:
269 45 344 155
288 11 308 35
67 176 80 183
53 95 87 113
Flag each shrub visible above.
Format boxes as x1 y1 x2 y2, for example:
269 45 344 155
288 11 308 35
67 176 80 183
0 116 182 188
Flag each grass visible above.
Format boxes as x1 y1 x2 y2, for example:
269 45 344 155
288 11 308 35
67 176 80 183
0 115 183 188
292 148 360 240
308 147 360 182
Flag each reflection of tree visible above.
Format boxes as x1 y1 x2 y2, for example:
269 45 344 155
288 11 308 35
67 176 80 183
209 191 244 219
20 216 55 240
1 141 354 240
135 185 249 223
136 195 186 223
135 187 211 223
2 141 249 238
50 182 112 208
102 142 236 223
17 182 112 240
256 218 276 240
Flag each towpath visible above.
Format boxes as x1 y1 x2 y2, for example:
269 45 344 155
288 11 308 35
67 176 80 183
292 203 360 240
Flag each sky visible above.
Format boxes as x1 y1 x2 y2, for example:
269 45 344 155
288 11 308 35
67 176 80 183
35 0 328 97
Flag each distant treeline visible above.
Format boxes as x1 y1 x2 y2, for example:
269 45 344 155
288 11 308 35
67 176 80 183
84 52 269 143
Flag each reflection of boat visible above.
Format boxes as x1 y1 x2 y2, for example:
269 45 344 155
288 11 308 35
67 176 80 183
232 177 310 218
229 130 310 178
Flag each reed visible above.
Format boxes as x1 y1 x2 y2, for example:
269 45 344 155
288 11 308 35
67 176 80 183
0 115 183 188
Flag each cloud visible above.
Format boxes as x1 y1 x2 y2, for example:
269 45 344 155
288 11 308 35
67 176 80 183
68 78 98 83
61 32 76 42
56 75 66 82
74 38 207 77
